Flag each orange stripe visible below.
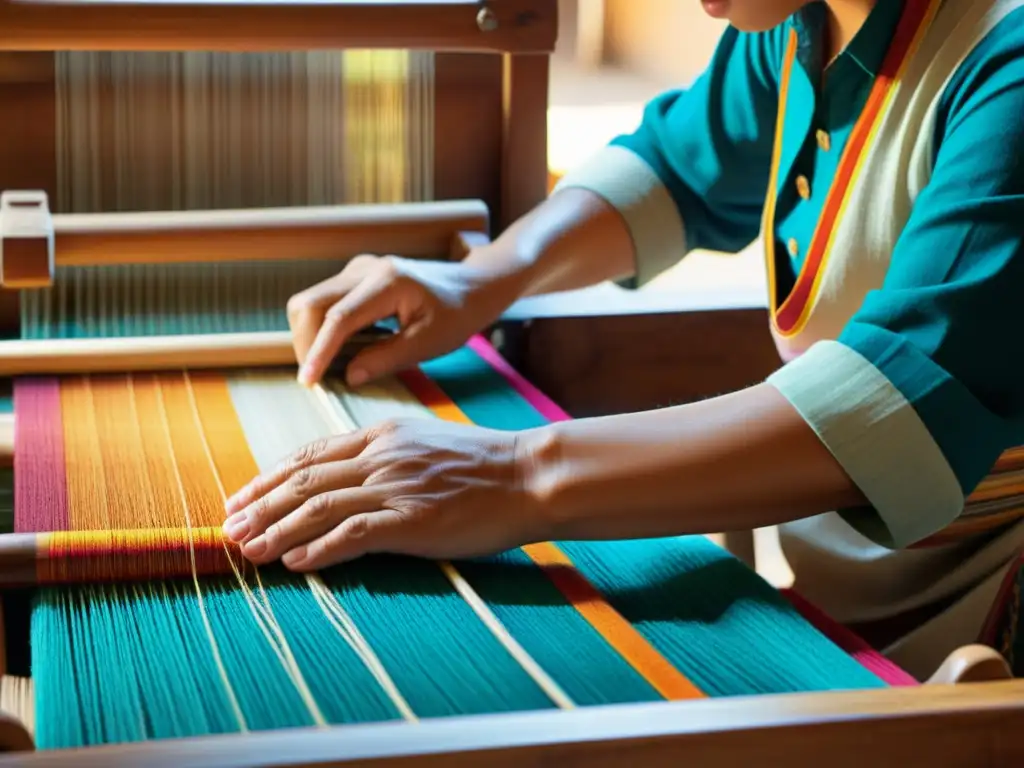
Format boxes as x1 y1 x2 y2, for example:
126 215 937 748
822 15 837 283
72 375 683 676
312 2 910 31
60 376 111 531
90 375 160 530
155 372 228 528
397 369 472 425
522 541 705 700
188 371 263 499
762 28 799 332
397 368 705 700
913 509 1024 548
767 0 940 336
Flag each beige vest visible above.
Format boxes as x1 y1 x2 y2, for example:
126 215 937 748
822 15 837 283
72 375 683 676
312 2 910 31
762 0 1024 363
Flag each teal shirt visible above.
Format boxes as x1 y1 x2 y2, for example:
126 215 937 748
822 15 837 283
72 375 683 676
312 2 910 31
556 0 1024 547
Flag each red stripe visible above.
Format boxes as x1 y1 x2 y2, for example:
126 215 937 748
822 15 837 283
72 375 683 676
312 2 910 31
775 0 935 333
13 378 68 532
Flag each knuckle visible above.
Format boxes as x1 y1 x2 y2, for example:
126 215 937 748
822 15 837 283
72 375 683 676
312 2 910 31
292 439 327 470
248 496 270 526
362 464 390 487
303 494 333 524
323 303 347 324
286 292 311 318
340 514 371 541
373 418 403 439
348 253 376 270
288 466 318 497
264 522 282 546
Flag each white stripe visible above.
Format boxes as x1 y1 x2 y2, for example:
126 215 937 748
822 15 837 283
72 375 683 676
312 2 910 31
768 340 964 549
554 145 687 288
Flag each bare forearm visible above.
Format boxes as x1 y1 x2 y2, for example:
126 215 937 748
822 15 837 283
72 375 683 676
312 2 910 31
462 188 637 298
520 383 866 541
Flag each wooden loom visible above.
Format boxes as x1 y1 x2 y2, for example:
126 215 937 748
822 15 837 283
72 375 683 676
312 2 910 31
0 1 1020 765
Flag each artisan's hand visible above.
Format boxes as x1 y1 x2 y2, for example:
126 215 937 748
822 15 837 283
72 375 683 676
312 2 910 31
288 255 514 387
221 419 546 570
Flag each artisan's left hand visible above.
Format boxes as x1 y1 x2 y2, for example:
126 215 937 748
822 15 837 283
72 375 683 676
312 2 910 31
221 419 546 570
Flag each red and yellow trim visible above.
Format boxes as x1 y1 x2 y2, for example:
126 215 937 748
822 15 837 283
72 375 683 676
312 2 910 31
37 526 235 584
398 368 706 701
765 0 942 337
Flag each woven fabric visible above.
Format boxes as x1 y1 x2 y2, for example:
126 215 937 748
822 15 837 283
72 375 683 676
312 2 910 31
14 345 891 750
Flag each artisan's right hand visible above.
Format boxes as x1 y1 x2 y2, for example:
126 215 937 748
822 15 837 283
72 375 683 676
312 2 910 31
288 254 513 387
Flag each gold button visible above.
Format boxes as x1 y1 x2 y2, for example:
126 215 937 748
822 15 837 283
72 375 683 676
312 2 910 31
787 238 799 257
796 175 811 200
816 129 831 152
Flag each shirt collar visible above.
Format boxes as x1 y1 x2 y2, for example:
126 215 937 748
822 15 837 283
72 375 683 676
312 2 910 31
792 0 906 79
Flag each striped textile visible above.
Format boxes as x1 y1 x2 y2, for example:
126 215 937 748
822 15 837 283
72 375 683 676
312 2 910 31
11 339 904 750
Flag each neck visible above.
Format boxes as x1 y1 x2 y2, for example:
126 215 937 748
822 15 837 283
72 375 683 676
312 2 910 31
823 0 879 61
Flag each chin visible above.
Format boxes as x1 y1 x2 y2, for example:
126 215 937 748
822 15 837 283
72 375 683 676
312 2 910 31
702 0 804 32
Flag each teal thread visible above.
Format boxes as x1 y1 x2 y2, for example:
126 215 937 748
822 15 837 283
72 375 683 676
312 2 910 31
19 306 889 749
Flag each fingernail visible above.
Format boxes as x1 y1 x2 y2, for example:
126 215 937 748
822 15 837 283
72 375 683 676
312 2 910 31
223 512 250 541
347 368 368 387
297 366 313 387
282 546 308 569
243 535 267 558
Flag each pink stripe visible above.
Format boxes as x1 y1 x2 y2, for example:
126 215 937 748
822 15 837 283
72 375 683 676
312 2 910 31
467 334 571 422
781 589 919 686
469 334 919 686
14 378 68 532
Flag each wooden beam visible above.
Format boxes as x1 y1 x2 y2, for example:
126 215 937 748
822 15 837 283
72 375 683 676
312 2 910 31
0 51 54 337
502 305 780 418
3 200 489 272
432 53 504 229
500 53 551 230
0 681 1021 765
0 0 558 54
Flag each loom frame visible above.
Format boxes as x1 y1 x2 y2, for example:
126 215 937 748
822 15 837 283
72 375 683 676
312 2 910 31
0 0 552 342
0 678 1021 766
0 0 1020 762
0 0 553 232
0 0 557 54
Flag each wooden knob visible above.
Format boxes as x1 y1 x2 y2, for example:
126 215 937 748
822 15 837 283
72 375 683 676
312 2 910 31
476 6 498 32
0 190 54 289
926 644 1013 685
0 713 33 753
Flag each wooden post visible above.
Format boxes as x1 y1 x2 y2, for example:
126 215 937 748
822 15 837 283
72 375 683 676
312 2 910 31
0 52 56 338
433 52 504 235
500 53 550 231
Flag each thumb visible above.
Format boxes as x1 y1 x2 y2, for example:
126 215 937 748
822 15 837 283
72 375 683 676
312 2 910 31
343 321 442 386
298 278 398 386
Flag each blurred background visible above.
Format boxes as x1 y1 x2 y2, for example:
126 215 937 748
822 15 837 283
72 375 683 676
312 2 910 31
547 0 765 303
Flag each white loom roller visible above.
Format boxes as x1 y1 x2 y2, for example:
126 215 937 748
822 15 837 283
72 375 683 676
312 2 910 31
0 190 54 290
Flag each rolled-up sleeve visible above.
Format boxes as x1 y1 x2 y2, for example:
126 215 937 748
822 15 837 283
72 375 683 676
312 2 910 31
769 27 1024 548
554 27 784 287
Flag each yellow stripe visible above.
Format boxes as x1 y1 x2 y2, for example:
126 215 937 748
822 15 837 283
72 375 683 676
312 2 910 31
790 0 943 337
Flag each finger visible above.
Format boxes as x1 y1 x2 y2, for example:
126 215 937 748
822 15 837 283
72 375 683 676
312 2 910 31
231 459 369 549
288 257 377 365
241 488 382 565
287 277 356 366
223 432 367 519
298 278 399 387
342 319 435 385
282 509 406 571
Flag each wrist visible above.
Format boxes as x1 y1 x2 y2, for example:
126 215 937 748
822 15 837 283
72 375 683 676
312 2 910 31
460 244 536 319
514 423 573 543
